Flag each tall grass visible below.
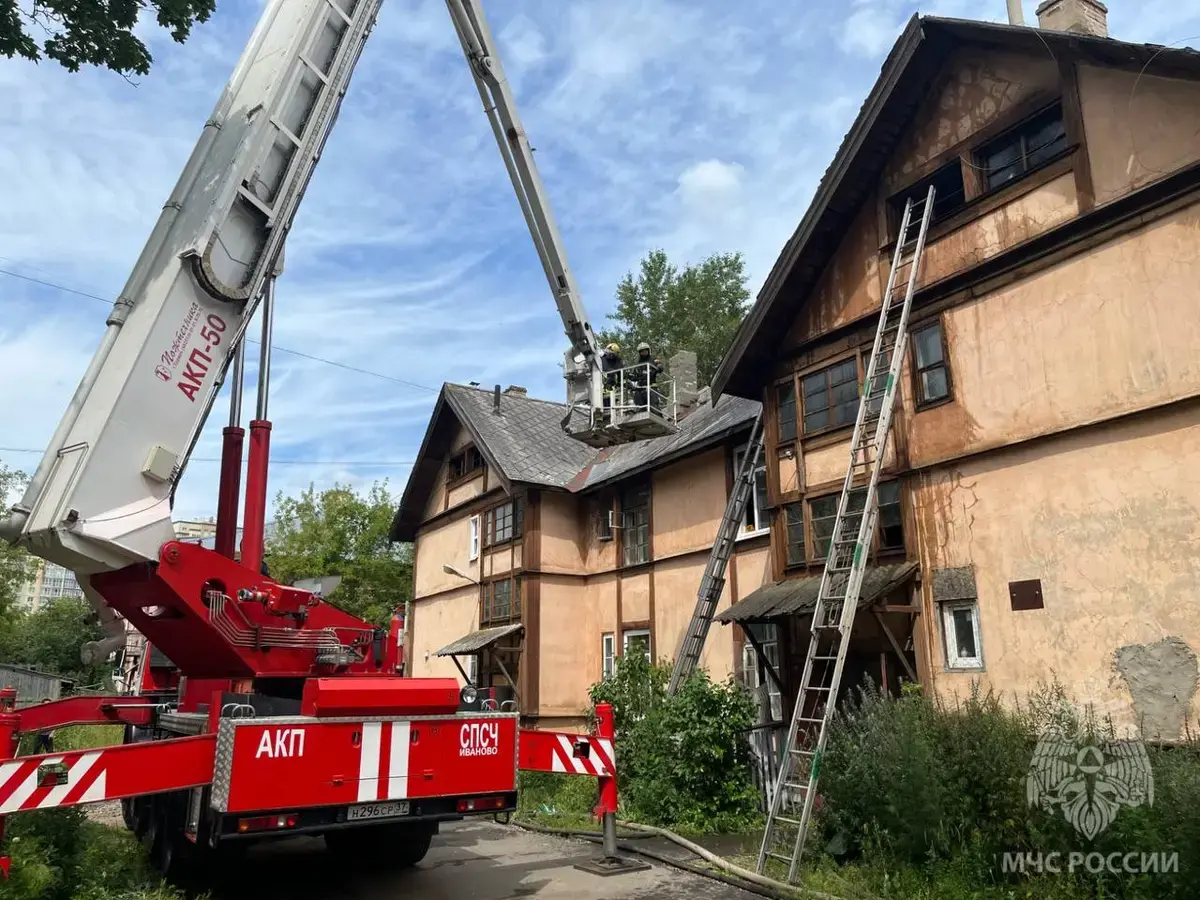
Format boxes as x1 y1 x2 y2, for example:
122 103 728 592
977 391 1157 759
814 678 1200 899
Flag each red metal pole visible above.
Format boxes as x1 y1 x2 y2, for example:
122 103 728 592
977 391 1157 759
240 419 271 575
0 688 18 878
594 702 618 818
215 425 245 559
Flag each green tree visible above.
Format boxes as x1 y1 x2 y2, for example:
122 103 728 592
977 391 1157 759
265 480 412 626
1 0 215 76
598 248 751 389
0 464 32 620
0 596 107 685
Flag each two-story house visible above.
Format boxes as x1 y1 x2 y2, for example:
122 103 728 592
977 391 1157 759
390 355 775 729
711 1 1200 740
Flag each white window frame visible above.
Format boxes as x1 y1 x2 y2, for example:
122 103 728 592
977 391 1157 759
601 633 615 679
468 515 480 561
740 624 782 722
941 600 983 670
466 653 479 686
622 628 651 663
732 445 770 539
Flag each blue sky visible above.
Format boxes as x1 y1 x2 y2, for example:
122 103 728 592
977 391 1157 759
3 0 1199 523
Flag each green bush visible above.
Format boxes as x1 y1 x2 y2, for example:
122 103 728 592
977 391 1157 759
589 653 760 834
815 677 1200 899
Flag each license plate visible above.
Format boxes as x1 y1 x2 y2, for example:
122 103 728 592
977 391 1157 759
347 801 410 821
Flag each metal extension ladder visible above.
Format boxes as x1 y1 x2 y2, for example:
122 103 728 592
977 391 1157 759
756 186 936 883
667 410 765 695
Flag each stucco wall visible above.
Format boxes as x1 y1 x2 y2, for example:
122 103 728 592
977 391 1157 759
1079 65 1200 206
904 199 1200 468
414 515 475 597
538 575 608 719
410 586 477 681
914 403 1200 739
653 448 729 557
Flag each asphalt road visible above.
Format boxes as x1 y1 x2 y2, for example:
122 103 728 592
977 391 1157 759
199 818 761 900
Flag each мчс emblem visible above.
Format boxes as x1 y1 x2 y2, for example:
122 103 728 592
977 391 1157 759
1026 736 1154 840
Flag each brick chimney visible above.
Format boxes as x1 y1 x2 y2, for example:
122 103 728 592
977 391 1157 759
1035 0 1108 37
668 350 699 420
502 385 527 397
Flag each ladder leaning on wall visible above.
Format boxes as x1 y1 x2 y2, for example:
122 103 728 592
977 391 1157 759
756 185 936 884
667 409 764 696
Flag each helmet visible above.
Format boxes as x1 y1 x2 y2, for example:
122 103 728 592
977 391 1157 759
607 343 621 353
637 342 650 353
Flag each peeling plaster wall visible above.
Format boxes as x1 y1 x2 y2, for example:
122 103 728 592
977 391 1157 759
1079 65 1200 207
914 401 1200 736
903 199 1200 467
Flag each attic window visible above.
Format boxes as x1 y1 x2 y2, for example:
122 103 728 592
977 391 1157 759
977 102 1068 192
888 161 966 236
448 446 484 482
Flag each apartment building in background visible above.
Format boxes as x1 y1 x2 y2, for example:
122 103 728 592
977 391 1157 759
390 354 778 729
709 2 1200 740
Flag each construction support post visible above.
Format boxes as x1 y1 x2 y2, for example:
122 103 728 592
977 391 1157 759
0 688 18 878
574 701 650 877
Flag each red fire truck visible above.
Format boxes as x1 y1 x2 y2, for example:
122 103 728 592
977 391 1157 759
0 0 642 880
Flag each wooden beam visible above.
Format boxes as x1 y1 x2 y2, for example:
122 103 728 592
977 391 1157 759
872 610 917 681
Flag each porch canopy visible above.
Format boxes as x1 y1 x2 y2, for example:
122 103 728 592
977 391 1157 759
717 561 918 625
434 623 524 657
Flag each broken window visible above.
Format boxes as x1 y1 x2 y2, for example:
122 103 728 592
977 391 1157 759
877 482 904 552
977 102 1068 192
802 357 859 434
888 159 967 231
809 481 903 560
448 445 484 482
941 600 983 669
913 319 951 405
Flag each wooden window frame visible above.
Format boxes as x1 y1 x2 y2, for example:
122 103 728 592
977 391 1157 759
480 574 522 627
910 316 953 410
974 101 1069 194
805 479 906 565
775 378 798 444
799 354 861 438
482 495 524 549
619 480 651 568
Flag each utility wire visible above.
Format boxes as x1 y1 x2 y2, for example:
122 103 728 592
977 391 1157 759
0 447 413 467
0 267 439 393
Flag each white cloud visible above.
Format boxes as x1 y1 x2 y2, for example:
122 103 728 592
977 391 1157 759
3 0 1200 537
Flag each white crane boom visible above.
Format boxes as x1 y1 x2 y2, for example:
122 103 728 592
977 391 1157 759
0 0 383 574
1 0 676 609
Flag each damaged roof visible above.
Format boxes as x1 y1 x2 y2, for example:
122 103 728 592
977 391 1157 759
717 561 919 624
390 383 760 542
712 15 1200 401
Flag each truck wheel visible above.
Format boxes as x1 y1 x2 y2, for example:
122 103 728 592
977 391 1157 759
324 823 434 869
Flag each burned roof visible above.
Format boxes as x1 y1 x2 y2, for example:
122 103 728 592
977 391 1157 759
712 15 1200 400
390 384 761 542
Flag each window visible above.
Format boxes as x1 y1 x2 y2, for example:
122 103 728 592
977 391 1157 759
483 497 524 547
623 629 651 663
978 103 1067 192
482 577 521 625
448 445 484 482
468 515 480 561
597 498 615 542
785 504 806 566
941 600 983 669
602 633 616 679
740 624 782 722
466 654 479 686
809 481 904 561
801 358 859 434
733 445 770 537
776 381 797 442
913 319 951 405
889 159 966 228
621 482 651 566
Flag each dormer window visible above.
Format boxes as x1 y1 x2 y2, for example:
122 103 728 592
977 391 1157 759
448 445 484 482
